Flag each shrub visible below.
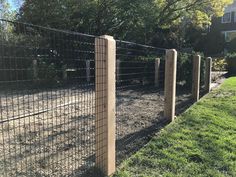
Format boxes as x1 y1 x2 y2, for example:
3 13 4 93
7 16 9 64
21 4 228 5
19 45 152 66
37 61 59 85
177 53 193 89
226 53 236 74
226 38 236 53
212 58 227 71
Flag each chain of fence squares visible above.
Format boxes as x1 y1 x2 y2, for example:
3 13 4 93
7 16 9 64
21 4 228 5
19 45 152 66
0 19 222 176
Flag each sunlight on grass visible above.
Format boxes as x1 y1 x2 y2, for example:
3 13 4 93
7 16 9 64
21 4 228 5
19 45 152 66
114 77 236 177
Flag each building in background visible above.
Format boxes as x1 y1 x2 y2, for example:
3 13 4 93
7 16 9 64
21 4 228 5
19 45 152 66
207 1 236 54
219 1 236 42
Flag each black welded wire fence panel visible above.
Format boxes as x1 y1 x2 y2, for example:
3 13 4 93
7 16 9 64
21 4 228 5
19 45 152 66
175 52 194 115
115 40 166 164
0 19 100 176
176 52 193 91
200 57 206 96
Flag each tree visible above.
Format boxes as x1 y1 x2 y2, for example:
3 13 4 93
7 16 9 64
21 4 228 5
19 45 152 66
16 0 233 46
0 0 13 19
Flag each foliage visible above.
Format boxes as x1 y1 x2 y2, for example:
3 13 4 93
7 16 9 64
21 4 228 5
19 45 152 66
0 0 16 20
0 21 64 86
226 53 236 74
176 53 193 88
226 38 236 53
176 52 206 89
212 58 228 71
195 30 226 56
16 0 233 45
37 61 59 84
114 77 236 177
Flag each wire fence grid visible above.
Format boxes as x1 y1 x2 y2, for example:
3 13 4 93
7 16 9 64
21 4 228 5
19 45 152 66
0 19 224 177
200 57 207 96
174 52 194 115
0 19 100 177
115 40 167 164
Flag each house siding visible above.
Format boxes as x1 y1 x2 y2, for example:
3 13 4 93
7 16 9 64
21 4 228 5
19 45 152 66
211 12 236 32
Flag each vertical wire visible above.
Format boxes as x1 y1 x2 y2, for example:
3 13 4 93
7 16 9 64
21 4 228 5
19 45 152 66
5 48 12 177
26 28 33 175
0 21 7 177
10 50 18 174
0 96 7 176
14 23 23 174
45 59 50 172
68 34 73 173
62 31 67 172
22 23 28 173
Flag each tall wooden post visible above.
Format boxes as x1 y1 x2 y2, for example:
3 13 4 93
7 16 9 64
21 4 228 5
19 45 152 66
192 55 201 102
155 58 160 87
95 35 116 176
86 60 91 83
164 49 177 122
205 57 212 93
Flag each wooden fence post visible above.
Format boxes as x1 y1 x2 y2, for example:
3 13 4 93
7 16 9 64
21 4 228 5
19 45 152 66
155 58 160 87
192 55 201 102
205 57 212 93
95 35 116 176
164 49 177 122
33 59 38 80
86 60 91 83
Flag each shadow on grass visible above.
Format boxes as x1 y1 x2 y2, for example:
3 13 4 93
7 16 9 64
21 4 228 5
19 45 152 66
115 116 168 166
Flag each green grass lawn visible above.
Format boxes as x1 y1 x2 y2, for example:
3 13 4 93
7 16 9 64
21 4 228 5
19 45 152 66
114 77 236 177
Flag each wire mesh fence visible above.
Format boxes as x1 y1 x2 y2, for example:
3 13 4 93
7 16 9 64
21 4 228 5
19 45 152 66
0 19 217 177
200 57 206 96
0 19 100 177
175 52 194 115
115 40 167 164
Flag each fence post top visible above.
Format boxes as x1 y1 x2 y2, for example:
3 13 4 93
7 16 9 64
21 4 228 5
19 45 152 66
99 35 115 40
166 49 177 59
207 57 212 60
166 49 177 53
194 54 201 58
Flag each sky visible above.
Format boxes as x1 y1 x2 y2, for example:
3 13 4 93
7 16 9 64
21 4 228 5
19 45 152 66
7 0 22 10
8 0 16 10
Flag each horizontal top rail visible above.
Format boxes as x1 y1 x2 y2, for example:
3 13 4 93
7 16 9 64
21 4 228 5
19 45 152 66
0 18 96 38
116 39 167 52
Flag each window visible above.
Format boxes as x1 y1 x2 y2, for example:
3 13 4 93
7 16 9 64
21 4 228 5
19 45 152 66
235 12 236 22
222 31 236 42
222 12 231 23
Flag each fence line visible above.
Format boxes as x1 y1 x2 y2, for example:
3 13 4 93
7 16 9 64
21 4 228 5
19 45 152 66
0 19 216 177
0 19 97 177
205 57 213 93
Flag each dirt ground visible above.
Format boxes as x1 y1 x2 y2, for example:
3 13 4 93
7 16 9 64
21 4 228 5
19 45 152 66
0 75 223 176
116 86 193 165
0 87 96 177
